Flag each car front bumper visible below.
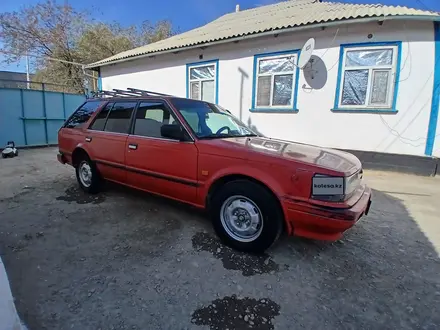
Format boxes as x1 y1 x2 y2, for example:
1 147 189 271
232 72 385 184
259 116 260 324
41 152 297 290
282 186 372 241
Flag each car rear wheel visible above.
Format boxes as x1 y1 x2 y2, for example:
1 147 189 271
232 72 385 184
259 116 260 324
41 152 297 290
210 180 284 253
75 157 100 194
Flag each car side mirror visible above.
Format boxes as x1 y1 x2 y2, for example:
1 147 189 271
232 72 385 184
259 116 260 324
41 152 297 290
161 124 186 141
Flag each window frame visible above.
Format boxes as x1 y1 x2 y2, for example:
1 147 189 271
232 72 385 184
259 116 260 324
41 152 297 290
250 49 300 113
186 60 219 104
333 41 402 113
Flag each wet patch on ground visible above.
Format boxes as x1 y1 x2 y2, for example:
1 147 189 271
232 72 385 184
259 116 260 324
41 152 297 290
192 232 283 276
56 186 105 204
191 294 280 330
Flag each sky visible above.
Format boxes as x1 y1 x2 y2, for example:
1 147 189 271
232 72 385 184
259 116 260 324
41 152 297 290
1 0 439 72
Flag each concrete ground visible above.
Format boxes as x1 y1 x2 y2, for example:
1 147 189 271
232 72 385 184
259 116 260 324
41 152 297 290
0 147 439 330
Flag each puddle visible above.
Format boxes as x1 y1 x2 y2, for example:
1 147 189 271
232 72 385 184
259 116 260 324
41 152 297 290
192 232 284 276
191 295 280 330
56 186 105 204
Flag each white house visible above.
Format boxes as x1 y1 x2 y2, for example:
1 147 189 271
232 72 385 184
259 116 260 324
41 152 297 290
87 0 440 159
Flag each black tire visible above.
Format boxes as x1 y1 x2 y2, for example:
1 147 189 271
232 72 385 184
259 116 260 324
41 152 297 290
14 150 18 156
1 153 6 159
210 180 284 253
75 155 100 194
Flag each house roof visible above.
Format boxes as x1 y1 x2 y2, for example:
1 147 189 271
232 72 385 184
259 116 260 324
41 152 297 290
87 0 439 69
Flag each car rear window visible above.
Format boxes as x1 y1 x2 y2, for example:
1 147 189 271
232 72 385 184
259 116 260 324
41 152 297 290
64 101 104 129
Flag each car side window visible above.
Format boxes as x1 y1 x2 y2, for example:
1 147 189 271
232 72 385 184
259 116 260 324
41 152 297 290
89 102 114 131
64 101 104 129
133 101 178 138
104 102 137 134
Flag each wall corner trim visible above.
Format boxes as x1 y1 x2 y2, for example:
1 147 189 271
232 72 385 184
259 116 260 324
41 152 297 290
425 22 440 156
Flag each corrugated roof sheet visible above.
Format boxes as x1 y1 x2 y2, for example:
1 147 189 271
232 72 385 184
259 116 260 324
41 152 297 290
88 0 439 68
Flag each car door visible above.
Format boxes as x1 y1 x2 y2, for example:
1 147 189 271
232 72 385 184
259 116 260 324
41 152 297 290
86 101 137 184
125 100 198 204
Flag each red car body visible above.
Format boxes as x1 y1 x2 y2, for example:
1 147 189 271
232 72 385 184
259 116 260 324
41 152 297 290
58 94 371 249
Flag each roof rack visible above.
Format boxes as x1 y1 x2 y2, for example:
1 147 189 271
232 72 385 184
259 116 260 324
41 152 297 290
90 88 173 98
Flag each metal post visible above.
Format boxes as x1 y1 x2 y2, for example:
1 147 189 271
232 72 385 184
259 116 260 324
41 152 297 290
25 55 30 89
20 89 28 146
42 83 49 145
62 92 66 120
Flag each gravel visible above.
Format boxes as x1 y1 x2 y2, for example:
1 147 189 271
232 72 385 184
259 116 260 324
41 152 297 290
0 147 439 330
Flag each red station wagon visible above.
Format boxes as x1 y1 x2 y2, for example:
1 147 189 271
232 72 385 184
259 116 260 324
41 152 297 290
58 89 372 253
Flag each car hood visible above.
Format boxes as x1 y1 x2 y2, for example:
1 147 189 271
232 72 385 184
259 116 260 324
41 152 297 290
208 136 362 176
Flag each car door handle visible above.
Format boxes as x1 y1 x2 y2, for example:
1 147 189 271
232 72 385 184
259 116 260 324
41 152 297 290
85 137 92 142
128 143 138 150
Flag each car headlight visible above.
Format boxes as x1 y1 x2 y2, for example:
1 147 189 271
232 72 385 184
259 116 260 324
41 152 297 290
312 171 362 202
344 171 362 197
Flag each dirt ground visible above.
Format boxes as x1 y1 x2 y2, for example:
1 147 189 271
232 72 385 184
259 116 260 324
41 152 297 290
0 147 439 330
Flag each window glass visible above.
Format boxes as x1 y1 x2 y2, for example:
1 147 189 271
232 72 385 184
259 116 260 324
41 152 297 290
345 49 393 67
133 102 177 138
255 54 296 109
258 57 295 74
89 102 113 131
341 70 369 106
370 70 390 104
201 80 215 103
272 74 293 106
190 65 215 79
191 82 199 100
64 101 103 128
104 102 136 134
256 76 271 106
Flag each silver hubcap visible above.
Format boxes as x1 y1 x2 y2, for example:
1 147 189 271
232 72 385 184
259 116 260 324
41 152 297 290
220 195 263 242
79 161 92 188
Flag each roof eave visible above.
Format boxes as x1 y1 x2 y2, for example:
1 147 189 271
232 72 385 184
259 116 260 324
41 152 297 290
86 14 440 70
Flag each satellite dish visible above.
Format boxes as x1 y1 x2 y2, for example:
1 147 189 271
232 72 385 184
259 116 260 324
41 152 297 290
298 38 315 69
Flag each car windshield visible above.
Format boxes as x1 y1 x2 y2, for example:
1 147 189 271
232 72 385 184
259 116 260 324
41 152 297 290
170 98 258 139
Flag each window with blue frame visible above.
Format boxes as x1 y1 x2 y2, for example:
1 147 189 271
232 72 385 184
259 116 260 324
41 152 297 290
252 51 299 111
187 60 218 104
335 42 401 111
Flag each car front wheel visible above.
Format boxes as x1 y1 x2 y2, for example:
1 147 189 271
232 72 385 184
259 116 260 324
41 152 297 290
210 180 284 253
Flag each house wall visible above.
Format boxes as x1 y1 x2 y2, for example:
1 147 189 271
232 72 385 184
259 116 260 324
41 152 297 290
101 20 436 157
